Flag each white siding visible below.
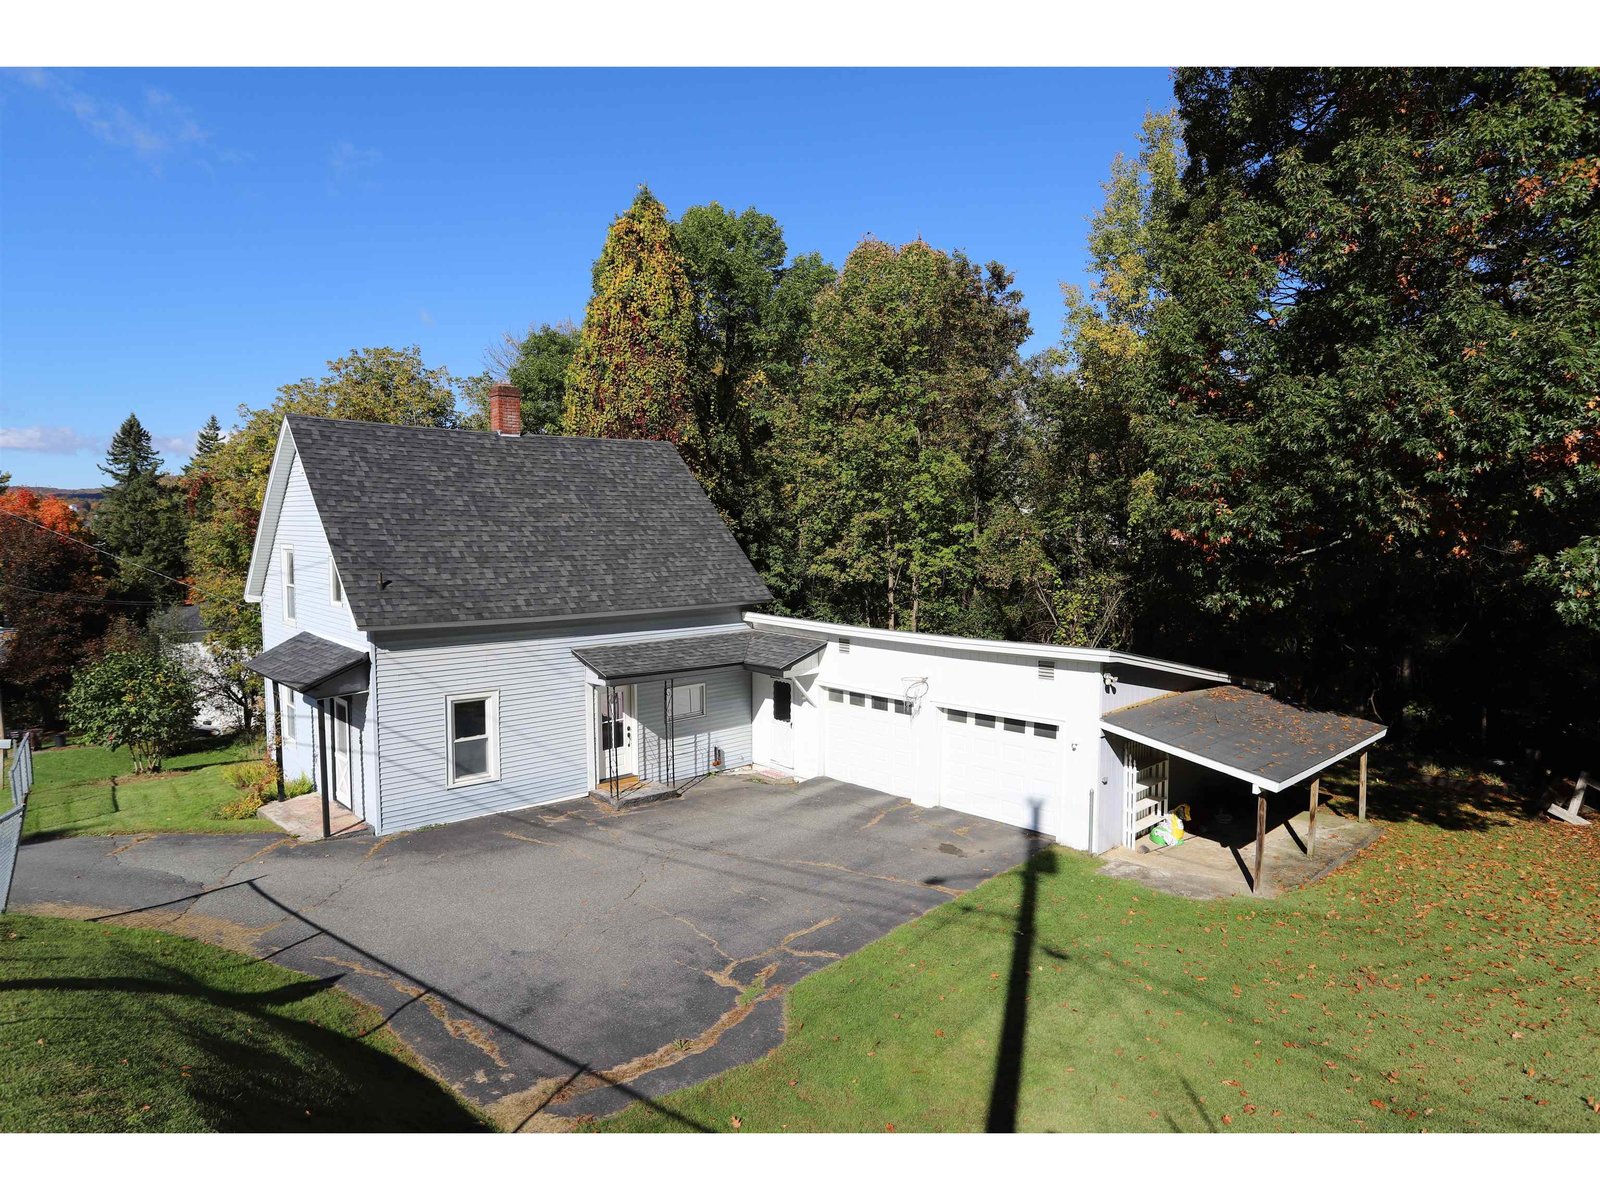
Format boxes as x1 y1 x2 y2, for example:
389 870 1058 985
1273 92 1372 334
371 610 748 834
633 667 753 781
257 449 373 807
259 453 368 656
746 614 1110 849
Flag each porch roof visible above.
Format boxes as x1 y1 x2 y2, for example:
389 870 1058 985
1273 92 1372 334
573 629 826 683
244 632 370 695
1102 685 1385 793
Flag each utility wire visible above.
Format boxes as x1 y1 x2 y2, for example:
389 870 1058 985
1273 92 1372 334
0 582 165 607
0 508 224 604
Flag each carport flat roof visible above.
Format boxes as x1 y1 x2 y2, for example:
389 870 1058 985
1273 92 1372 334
1102 685 1385 792
573 629 826 683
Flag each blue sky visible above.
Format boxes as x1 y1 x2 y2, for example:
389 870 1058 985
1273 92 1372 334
0 67 1174 486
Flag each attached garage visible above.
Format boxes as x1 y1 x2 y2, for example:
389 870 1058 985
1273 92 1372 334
938 706 1063 833
822 686 917 798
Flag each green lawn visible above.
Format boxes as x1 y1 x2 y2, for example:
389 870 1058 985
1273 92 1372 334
19 738 276 839
0 914 488 1132
603 758 1600 1132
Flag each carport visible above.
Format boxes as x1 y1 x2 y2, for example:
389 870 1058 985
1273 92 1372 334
1102 686 1386 893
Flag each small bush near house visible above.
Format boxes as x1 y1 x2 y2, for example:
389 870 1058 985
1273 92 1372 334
284 773 315 798
64 649 197 774
217 793 266 821
218 756 280 819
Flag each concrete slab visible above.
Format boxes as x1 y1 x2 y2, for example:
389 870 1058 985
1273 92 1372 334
1099 807 1383 899
12 773 1040 1128
258 793 367 840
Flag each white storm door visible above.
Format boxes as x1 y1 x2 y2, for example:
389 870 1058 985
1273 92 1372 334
601 685 637 778
332 696 355 815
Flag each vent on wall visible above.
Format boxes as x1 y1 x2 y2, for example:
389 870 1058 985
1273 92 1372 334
838 637 851 655
1038 659 1055 680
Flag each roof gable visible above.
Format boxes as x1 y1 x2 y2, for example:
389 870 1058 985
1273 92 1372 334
278 415 771 630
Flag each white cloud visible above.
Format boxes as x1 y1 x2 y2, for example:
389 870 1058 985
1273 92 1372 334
9 69 231 169
0 426 102 454
154 431 198 458
329 139 382 191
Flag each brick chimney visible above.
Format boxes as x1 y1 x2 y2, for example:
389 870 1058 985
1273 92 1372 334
489 382 522 436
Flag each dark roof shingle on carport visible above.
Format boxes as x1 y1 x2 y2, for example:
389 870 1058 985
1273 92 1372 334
1102 685 1385 792
572 629 826 683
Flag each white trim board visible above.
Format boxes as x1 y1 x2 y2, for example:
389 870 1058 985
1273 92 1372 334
748 612 1232 685
1099 721 1387 793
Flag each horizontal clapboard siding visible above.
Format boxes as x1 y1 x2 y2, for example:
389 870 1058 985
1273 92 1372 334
371 610 748 833
633 667 753 782
260 452 367 656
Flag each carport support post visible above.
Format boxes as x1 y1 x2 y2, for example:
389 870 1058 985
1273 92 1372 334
1253 784 1267 894
316 699 331 840
1358 752 1368 822
272 682 286 803
1307 776 1319 857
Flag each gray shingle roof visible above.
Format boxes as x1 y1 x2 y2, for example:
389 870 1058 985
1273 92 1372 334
244 632 370 692
1102 685 1385 790
573 630 825 682
285 415 773 630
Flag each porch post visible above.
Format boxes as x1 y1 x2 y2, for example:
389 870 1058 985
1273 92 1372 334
1307 776 1319 857
272 682 286 803
1358 752 1368 822
1253 784 1267 894
316 699 331 840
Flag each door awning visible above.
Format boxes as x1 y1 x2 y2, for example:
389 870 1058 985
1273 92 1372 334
1102 685 1385 793
573 629 826 684
244 632 370 697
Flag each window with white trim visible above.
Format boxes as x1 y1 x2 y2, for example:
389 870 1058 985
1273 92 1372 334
672 682 705 718
280 692 298 743
447 692 500 787
330 561 344 606
281 547 297 623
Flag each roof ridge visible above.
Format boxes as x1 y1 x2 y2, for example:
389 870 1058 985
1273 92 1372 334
285 412 674 447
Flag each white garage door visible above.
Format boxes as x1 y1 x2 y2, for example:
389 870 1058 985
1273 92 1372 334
823 687 916 798
939 707 1062 833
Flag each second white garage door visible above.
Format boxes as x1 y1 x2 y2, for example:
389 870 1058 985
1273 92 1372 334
822 687 917 798
939 707 1063 833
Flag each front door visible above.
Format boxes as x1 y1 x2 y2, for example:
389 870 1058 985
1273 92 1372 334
771 679 794 770
600 685 637 779
332 696 355 816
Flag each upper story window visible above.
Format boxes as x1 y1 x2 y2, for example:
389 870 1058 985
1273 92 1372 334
330 562 344 607
281 546 297 623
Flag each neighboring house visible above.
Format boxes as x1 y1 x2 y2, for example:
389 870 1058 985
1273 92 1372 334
162 603 241 735
244 389 1383 850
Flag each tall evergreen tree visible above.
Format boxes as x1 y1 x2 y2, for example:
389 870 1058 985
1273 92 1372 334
563 188 699 464
92 413 188 613
192 414 223 461
182 414 225 526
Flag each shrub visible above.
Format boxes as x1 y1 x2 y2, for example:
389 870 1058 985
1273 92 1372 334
284 774 314 798
64 649 197 774
217 793 266 821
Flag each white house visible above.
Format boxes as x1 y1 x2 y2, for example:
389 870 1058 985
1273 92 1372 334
243 386 1384 857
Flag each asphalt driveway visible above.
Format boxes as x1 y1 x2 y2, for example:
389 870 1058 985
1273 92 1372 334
12 773 1042 1128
